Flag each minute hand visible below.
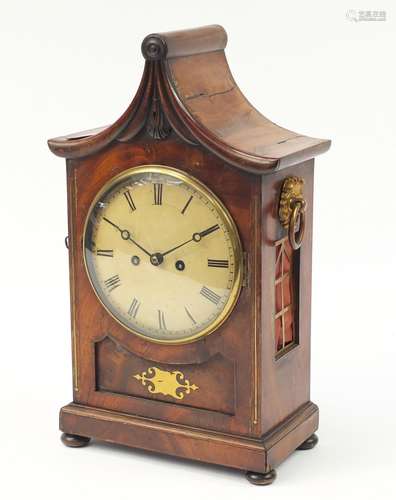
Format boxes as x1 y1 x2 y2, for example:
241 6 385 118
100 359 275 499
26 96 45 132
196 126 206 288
161 224 220 258
197 224 220 239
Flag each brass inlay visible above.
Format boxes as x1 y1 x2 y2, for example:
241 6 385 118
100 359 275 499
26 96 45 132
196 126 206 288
252 196 259 425
70 168 79 392
134 367 199 400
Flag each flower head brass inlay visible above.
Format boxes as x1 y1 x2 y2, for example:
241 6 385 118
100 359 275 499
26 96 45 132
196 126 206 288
133 367 199 400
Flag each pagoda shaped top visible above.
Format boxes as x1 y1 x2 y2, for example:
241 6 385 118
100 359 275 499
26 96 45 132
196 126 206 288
48 25 330 173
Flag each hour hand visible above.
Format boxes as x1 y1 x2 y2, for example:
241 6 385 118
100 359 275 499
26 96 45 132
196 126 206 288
103 217 152 258
103 217 130 241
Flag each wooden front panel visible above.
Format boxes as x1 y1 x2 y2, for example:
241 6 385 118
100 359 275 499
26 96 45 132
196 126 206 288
95 336 236 415
67 132 261 436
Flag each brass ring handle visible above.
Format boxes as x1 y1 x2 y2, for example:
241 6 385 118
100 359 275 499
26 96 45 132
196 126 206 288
278 176 307 251
289 200 306 250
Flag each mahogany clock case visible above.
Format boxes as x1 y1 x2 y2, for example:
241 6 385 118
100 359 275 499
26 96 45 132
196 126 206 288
48 25 330 482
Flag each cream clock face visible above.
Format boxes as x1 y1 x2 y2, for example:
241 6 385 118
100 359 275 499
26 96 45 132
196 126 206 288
84 165 242 344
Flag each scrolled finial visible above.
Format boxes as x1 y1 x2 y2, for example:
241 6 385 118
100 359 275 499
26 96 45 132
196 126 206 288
141 34 167 61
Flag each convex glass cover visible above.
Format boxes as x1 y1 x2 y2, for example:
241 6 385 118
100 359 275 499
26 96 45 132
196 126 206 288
84 165 242 344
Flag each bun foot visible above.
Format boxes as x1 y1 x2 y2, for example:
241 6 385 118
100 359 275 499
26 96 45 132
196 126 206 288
297 433 318 450
61 432 91 448
246 469 276 485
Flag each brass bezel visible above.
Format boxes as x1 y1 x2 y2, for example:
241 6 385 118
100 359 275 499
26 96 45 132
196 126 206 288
83 165 243 345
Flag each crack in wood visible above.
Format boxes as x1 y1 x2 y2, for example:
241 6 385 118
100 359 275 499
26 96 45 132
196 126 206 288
186 86 235 101
277 135 303 144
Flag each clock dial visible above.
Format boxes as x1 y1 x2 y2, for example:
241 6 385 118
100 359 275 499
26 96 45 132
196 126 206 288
84 165 242 344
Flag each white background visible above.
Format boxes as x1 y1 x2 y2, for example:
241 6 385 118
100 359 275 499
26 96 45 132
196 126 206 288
1 1 395 498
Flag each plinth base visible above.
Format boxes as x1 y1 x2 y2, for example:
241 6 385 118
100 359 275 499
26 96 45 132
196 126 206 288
59 401 318 482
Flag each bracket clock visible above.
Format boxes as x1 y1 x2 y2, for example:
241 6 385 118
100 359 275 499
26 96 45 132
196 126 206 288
48 25 330 485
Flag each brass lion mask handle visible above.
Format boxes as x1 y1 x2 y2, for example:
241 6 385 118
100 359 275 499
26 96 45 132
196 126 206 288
278 177 307 251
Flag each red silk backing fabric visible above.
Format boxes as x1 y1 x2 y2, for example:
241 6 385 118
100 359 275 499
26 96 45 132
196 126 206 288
274 238 295 352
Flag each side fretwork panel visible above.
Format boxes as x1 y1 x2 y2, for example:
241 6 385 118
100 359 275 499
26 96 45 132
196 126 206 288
260 159 314 434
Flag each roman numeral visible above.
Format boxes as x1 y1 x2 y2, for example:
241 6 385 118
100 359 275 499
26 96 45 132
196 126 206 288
208 259 229 268
158 310 167 330
181 195 193 215
127 298 140 318
184 306 197 325
153 183 163 205
124 190 136 211
200 286 221 305
104 274 121 292
96 249 113 258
